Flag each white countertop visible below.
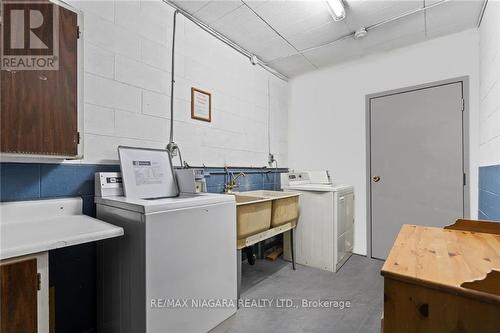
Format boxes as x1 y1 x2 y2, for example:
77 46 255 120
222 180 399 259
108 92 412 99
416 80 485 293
0 198 124 260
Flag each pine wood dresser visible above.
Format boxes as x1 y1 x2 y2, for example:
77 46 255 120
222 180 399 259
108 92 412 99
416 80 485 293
381 219 500 332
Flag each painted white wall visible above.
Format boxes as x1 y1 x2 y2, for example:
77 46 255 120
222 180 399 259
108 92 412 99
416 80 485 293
479 0 500 167
35 0 287 166
288 29 480 255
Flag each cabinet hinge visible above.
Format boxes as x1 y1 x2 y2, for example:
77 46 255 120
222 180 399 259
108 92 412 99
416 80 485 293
463 173 467 186
77 26 81 39
75 132 80 144
460 98 464 112
37 273 41 291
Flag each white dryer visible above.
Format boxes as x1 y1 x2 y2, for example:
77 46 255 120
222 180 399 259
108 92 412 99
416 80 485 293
282 171 354 272
95 179 236 333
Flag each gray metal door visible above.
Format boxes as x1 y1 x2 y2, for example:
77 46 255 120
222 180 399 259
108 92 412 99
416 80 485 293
370 82 465 260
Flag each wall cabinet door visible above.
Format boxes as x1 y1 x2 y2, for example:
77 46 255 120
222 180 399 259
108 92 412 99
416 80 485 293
1 2 79 157
0 258 38 333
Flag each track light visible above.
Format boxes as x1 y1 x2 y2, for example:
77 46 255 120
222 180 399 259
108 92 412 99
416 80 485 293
326 0 346 21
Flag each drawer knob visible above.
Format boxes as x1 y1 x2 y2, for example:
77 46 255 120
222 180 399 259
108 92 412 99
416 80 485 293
418 303 429 318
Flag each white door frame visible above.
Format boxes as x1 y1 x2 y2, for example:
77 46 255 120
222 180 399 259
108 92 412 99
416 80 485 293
365 76 470 259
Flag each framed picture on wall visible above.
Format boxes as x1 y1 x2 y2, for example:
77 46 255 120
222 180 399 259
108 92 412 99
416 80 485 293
191 87 211 122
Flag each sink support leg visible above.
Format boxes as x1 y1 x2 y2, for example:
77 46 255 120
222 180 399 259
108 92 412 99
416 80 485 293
237 249 242 306
291 228 296 270
257 242 264 259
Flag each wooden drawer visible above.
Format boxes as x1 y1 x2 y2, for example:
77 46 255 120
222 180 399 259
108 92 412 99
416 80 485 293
383 278 500 333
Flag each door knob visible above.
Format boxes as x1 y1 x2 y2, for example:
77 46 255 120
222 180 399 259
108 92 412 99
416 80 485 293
372 176 380 183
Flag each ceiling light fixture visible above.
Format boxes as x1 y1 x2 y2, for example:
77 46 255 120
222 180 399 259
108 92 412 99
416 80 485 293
326 0 346 21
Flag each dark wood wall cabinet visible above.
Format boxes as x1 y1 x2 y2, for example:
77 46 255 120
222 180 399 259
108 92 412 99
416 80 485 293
1 1 80 157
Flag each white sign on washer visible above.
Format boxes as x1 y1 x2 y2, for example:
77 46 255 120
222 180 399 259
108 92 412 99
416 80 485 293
118 146 179 199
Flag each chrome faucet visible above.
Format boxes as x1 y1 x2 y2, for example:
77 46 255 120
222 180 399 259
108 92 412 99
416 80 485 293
224 169 246 193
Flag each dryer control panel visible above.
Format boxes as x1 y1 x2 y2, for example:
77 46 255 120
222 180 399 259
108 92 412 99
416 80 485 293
288 171 331 185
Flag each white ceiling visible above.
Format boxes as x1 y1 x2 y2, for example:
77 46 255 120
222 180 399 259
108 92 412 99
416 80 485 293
172 0 485 77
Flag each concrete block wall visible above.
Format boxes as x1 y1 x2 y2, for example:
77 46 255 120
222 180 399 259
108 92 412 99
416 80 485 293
479 0 500 166
479 1 500 220
69 0 288 166
0 2 289 331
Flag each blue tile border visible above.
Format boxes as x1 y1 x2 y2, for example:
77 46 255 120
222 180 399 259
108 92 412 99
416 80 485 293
196 167 286 193
0 163 40 201
0 163 121 211
1 163 287 206
40 164 119 198
479 164 500 221
479 164 500 196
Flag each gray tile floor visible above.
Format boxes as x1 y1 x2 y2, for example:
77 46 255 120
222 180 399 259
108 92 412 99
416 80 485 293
227 255 384 333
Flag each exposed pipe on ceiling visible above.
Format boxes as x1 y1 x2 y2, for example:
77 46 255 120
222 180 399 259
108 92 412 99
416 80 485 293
162 0 289 81
241 0 318 70
477 0 488 27
165 0 478 76
264 0 452 65
367 0 450 31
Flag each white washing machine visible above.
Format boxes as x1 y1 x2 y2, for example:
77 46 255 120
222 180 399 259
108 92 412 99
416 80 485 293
95 175 236 333
282 171 354 272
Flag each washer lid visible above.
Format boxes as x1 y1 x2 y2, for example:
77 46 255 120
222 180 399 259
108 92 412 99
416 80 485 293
95 192 235 214
283 184 353 192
